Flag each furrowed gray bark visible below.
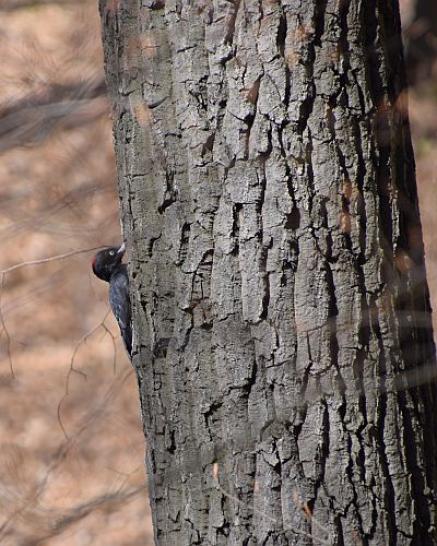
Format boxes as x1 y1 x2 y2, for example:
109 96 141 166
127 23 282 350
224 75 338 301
99 0 437 544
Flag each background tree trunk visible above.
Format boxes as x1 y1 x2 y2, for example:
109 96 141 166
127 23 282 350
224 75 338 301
100 0 437 543
401 0 437 85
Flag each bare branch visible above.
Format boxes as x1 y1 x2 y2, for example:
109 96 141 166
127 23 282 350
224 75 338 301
1 246 102 275
0 97 109 152
0 366 135 542
0 0 88 12
57 309 112 439
0 274 14 377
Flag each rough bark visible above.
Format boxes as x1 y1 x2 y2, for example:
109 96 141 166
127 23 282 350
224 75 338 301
99 0 437 544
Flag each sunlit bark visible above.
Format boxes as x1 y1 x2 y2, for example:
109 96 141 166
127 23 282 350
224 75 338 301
100 0 437 543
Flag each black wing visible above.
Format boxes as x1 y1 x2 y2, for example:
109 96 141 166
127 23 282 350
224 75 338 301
109 265 132 356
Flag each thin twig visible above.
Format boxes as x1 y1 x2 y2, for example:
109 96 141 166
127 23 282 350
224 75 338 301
0 246 102 275
0 246 106 378
292 490 332 540
57 309 112 439
100 322 118 374
0 273 14 377
212 463 332 545
0 366 135 542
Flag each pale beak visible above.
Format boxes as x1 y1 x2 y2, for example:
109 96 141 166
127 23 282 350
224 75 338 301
117 242 126 256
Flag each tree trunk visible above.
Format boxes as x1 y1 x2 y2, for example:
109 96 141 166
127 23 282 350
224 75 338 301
99 0 437 544
402 0 437 85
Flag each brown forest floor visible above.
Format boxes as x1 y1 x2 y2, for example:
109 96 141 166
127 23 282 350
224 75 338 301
0 1 436 545
0 3 152 545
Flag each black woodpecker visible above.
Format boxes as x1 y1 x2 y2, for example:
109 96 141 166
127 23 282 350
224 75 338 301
92 242 132 357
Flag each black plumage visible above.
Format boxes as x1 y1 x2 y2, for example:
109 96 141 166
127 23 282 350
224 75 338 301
92 243 132 357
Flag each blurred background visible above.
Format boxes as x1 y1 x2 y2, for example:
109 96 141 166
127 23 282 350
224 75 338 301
0 0 435 544
0 1 152 545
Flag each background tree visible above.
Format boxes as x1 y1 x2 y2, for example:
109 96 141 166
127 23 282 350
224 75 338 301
99 0 437 544
401 0 437 84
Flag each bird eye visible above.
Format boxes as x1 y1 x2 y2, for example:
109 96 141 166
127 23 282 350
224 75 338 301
109 250 115 256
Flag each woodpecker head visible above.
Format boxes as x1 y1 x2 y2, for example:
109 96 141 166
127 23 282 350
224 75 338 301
92 242 126 282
